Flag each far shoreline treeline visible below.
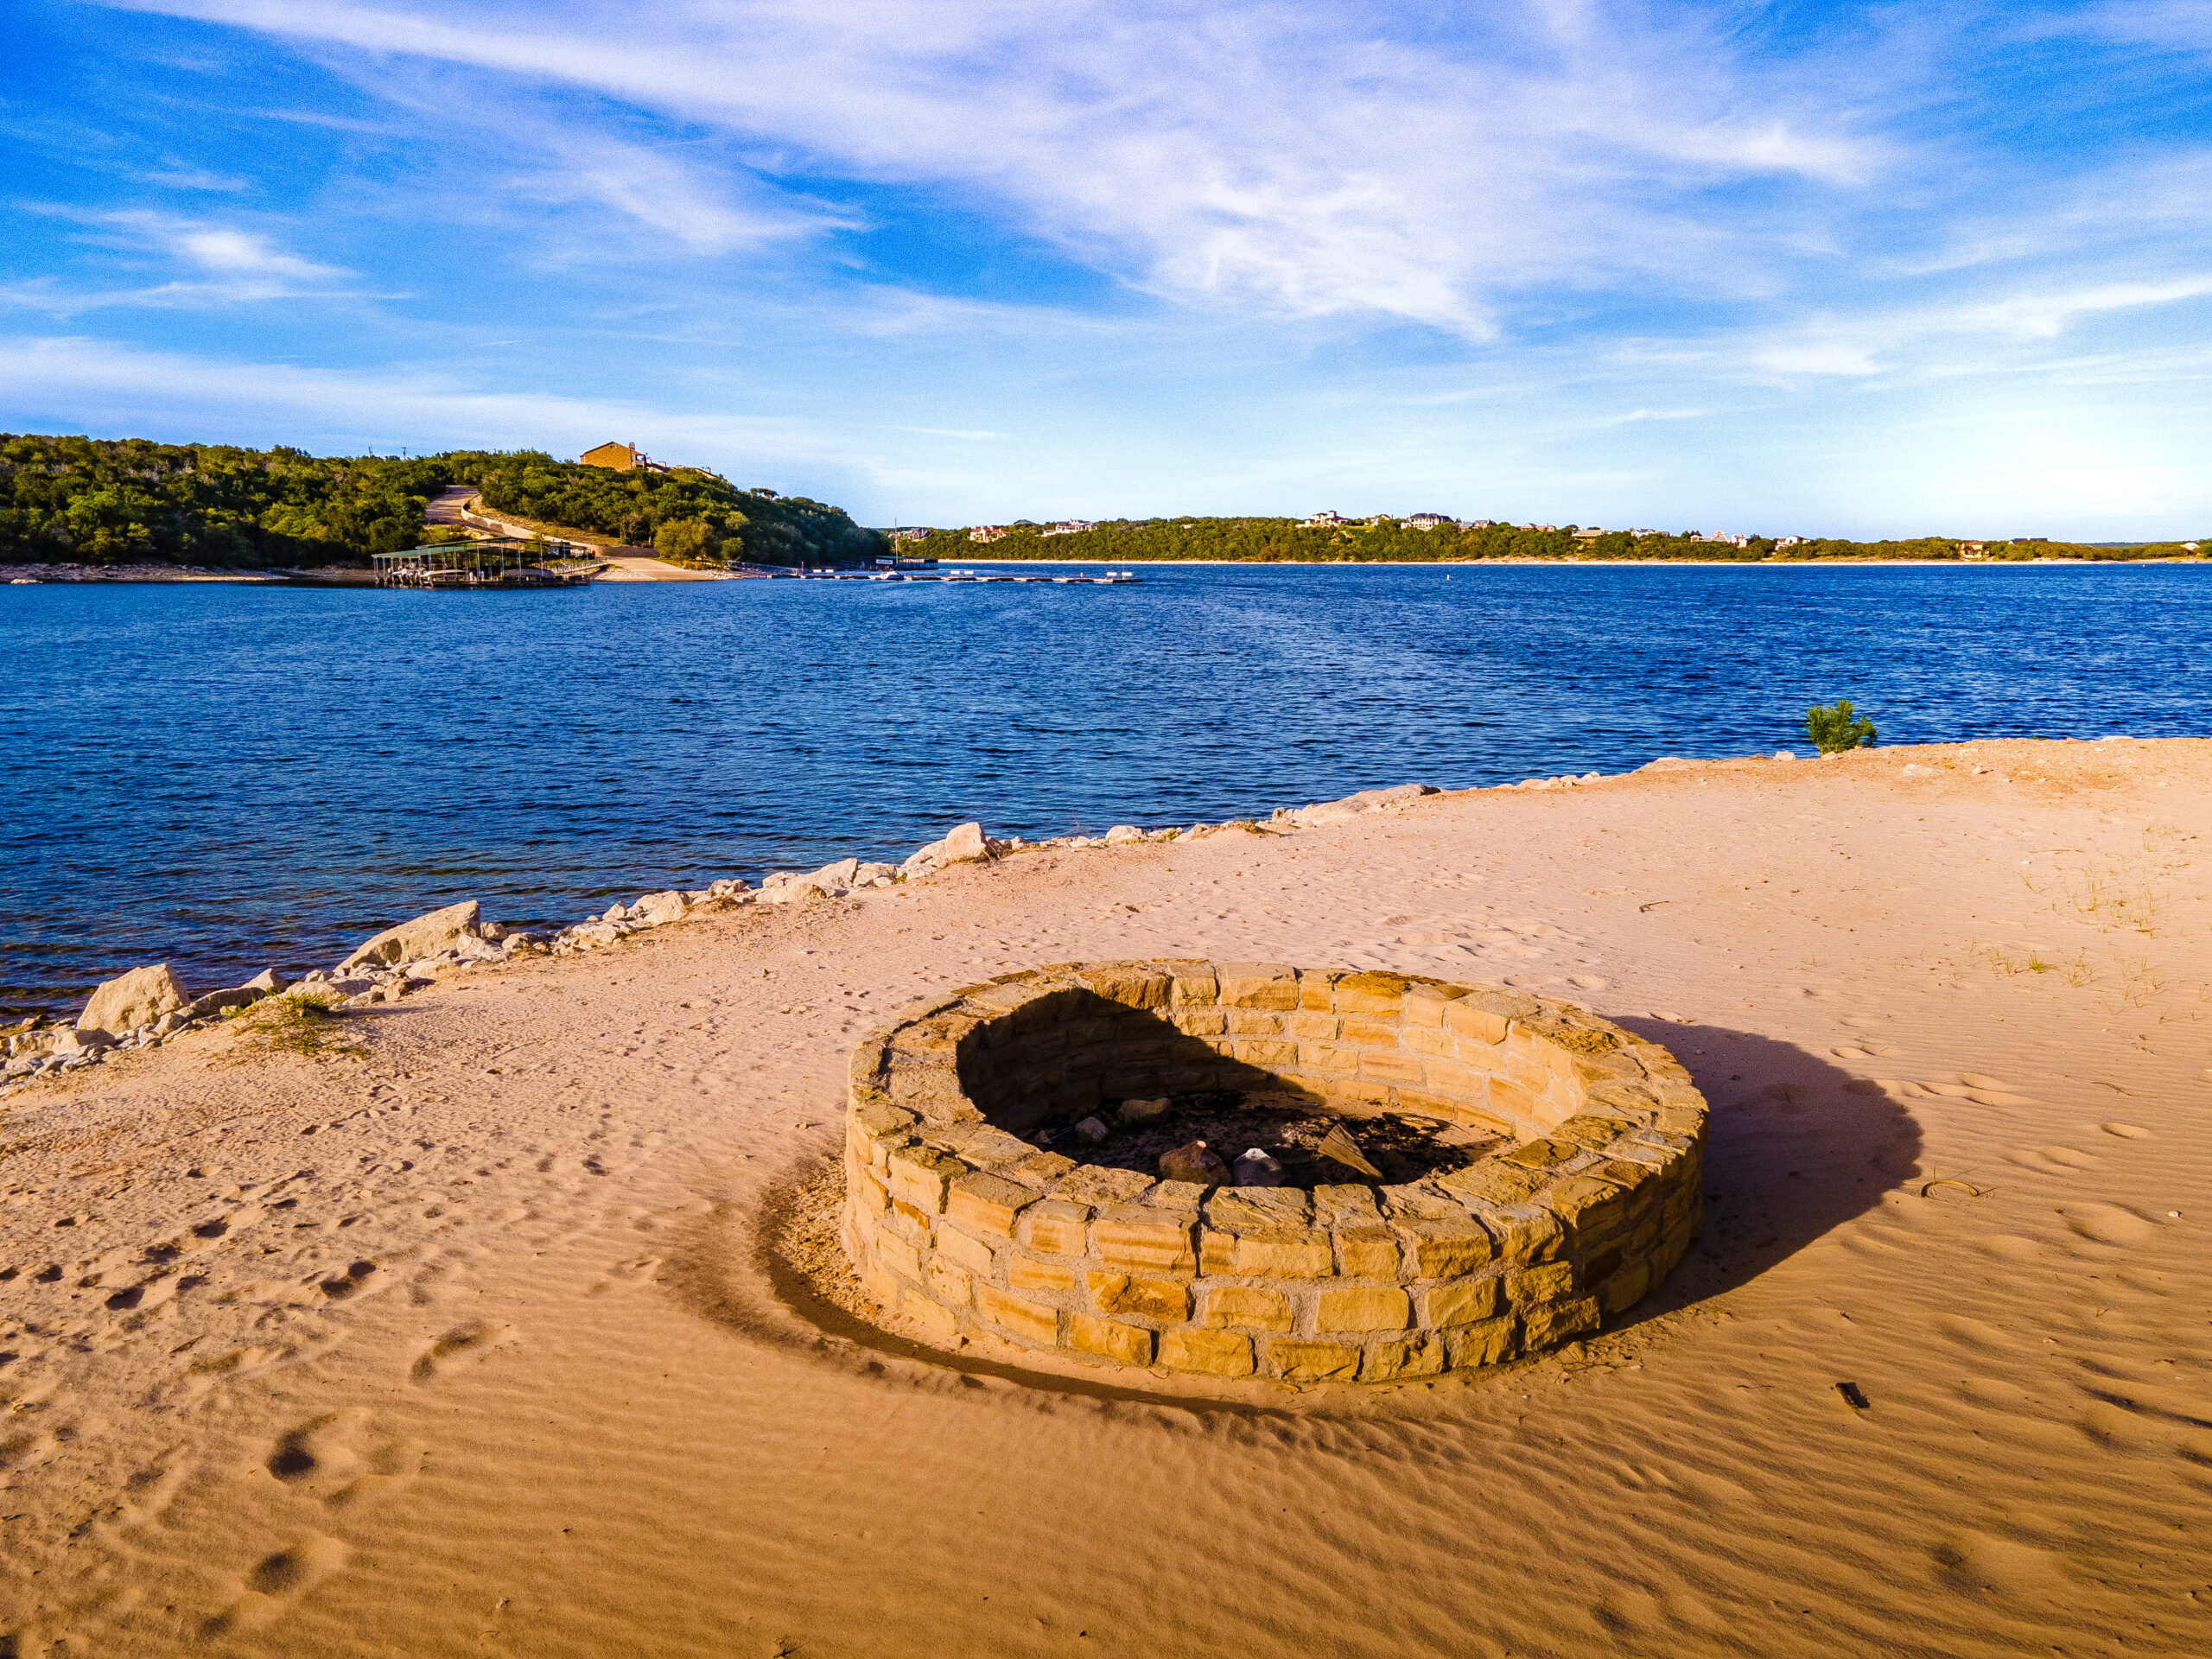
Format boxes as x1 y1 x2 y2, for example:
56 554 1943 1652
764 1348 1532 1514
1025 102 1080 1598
3 434 2202 570
904 518 2208 565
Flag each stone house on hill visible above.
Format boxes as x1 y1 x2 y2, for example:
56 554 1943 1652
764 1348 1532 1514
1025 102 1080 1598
580 441 669 474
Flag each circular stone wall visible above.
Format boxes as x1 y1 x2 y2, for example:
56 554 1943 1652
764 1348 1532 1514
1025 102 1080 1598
838 962 1707 1383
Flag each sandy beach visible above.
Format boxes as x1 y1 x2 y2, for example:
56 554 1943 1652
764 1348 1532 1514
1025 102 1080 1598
2 737 2206 1657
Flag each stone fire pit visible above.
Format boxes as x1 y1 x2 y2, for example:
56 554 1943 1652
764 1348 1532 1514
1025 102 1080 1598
839 962 1706 1383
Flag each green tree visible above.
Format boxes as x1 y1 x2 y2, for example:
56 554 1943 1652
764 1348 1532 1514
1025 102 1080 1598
653 518 712 563
1807 699 1878 753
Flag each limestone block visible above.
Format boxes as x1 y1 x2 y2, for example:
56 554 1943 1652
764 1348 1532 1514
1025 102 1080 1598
1502 1136 1580 1172
877 1233 922 1284
861 1254 902 1306
1395 1218 1495 1279
1438 1159 1547 1206
1225 1008 1287 1036
1056 1166 1158 1207
1171 1009 1229 1036
935 1226 996 1276
1478 1203 1565 1264
1357 1051 1425 1087
1446 1316 1519 1370
1092 1215 1197 1275
1160 1328 1255 1377
1313 1185 1382 1225
1421 1277 1501 1328
1169 969 1219 1007
903 1293 959 1342
1362 1332 1446 1382
1202 1286 1294 1331
1216 963 1299 1009
1231 1230 1335 1278
1146 1180 1211 1210
1506 1261 1576 1305
1295 970 1339 1011
1206 1189 1310 1230
925 1254 974 1306
1598 1257 1650 1316
976 1284 1059 1344
1077 966 1170 1009
947 1171 1039 1237
1267 1339 1361 1382
1338 1014 1399 1046
1521 1295 1600 1349
1008 1254 1080 1294
1443 999 1510 1045
1333 971 1412 1014
1231 1037 1299 1067
886 1146 969 1214
77 963 190 1036
1541 1173 1629 1232
1069 1313 1154 1366
1316 1286 1411 1332
1333 1226 1402 1279
1086 1272 1189 1322
1017 1199 1092 1258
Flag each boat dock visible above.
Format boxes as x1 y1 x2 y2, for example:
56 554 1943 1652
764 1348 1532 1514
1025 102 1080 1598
373 542 595 589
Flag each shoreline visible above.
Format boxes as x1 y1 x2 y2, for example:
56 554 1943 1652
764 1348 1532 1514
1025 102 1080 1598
0 736 2152 1042
8 555 2210 584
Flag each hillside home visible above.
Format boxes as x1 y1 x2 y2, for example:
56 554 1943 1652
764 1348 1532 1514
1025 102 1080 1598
1406 513 1453 530
1301 511 1348 527
580 441 669 474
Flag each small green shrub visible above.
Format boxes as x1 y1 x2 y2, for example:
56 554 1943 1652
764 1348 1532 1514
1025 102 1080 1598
1807 699 1878 753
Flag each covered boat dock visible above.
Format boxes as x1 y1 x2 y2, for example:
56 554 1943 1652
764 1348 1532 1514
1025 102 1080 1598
372 541 595 589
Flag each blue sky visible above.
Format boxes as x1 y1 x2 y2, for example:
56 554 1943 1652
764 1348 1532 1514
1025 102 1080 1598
4 1 2212 537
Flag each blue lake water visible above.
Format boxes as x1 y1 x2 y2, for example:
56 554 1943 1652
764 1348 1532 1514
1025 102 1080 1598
3 562 2206 1014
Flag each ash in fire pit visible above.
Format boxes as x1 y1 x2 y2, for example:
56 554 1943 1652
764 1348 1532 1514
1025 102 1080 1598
1040 1092 1503 1187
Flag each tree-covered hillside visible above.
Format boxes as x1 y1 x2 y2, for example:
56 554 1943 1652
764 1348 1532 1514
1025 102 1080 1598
0 434 449 566
460 452 886 567
0 436 887 569
906 518 2202 564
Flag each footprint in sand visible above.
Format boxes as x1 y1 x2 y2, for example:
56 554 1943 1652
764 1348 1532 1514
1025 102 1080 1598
2056 1202 2159 1246
2007 1146 2097 1175
203 1535 350 1635
1567 974 1609 991
2099 1122 2150 1139
1929 1530 2068 1600
408 1320 516 1384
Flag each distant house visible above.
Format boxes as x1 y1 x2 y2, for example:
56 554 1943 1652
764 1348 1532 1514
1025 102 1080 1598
1571 527 1605 541
1301 511 1349 527
1772 535 1806 549
1041 520 1098 537
1631 528 1663 538
969 524 1012 543
1958 541 1987 557
580 441 668 474
1406 512 1453 531
1464 518 1497 530
1699 531 1750 547
888 527 935 544
1524 523 1558 532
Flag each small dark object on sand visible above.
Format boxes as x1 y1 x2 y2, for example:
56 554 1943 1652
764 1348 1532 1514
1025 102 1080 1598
1160 1140 1229 1185
1835 1381 1870 1411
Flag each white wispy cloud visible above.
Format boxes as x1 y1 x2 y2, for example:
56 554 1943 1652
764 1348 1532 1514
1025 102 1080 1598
1 208 355 311
105 0 1890 333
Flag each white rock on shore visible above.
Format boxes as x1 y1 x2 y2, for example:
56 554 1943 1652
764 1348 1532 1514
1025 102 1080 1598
1271 782 1440 828
78 963 190 1038
340 899 486 971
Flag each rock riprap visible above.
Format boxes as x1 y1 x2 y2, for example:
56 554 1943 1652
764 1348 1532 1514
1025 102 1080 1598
840 962 1706 1384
